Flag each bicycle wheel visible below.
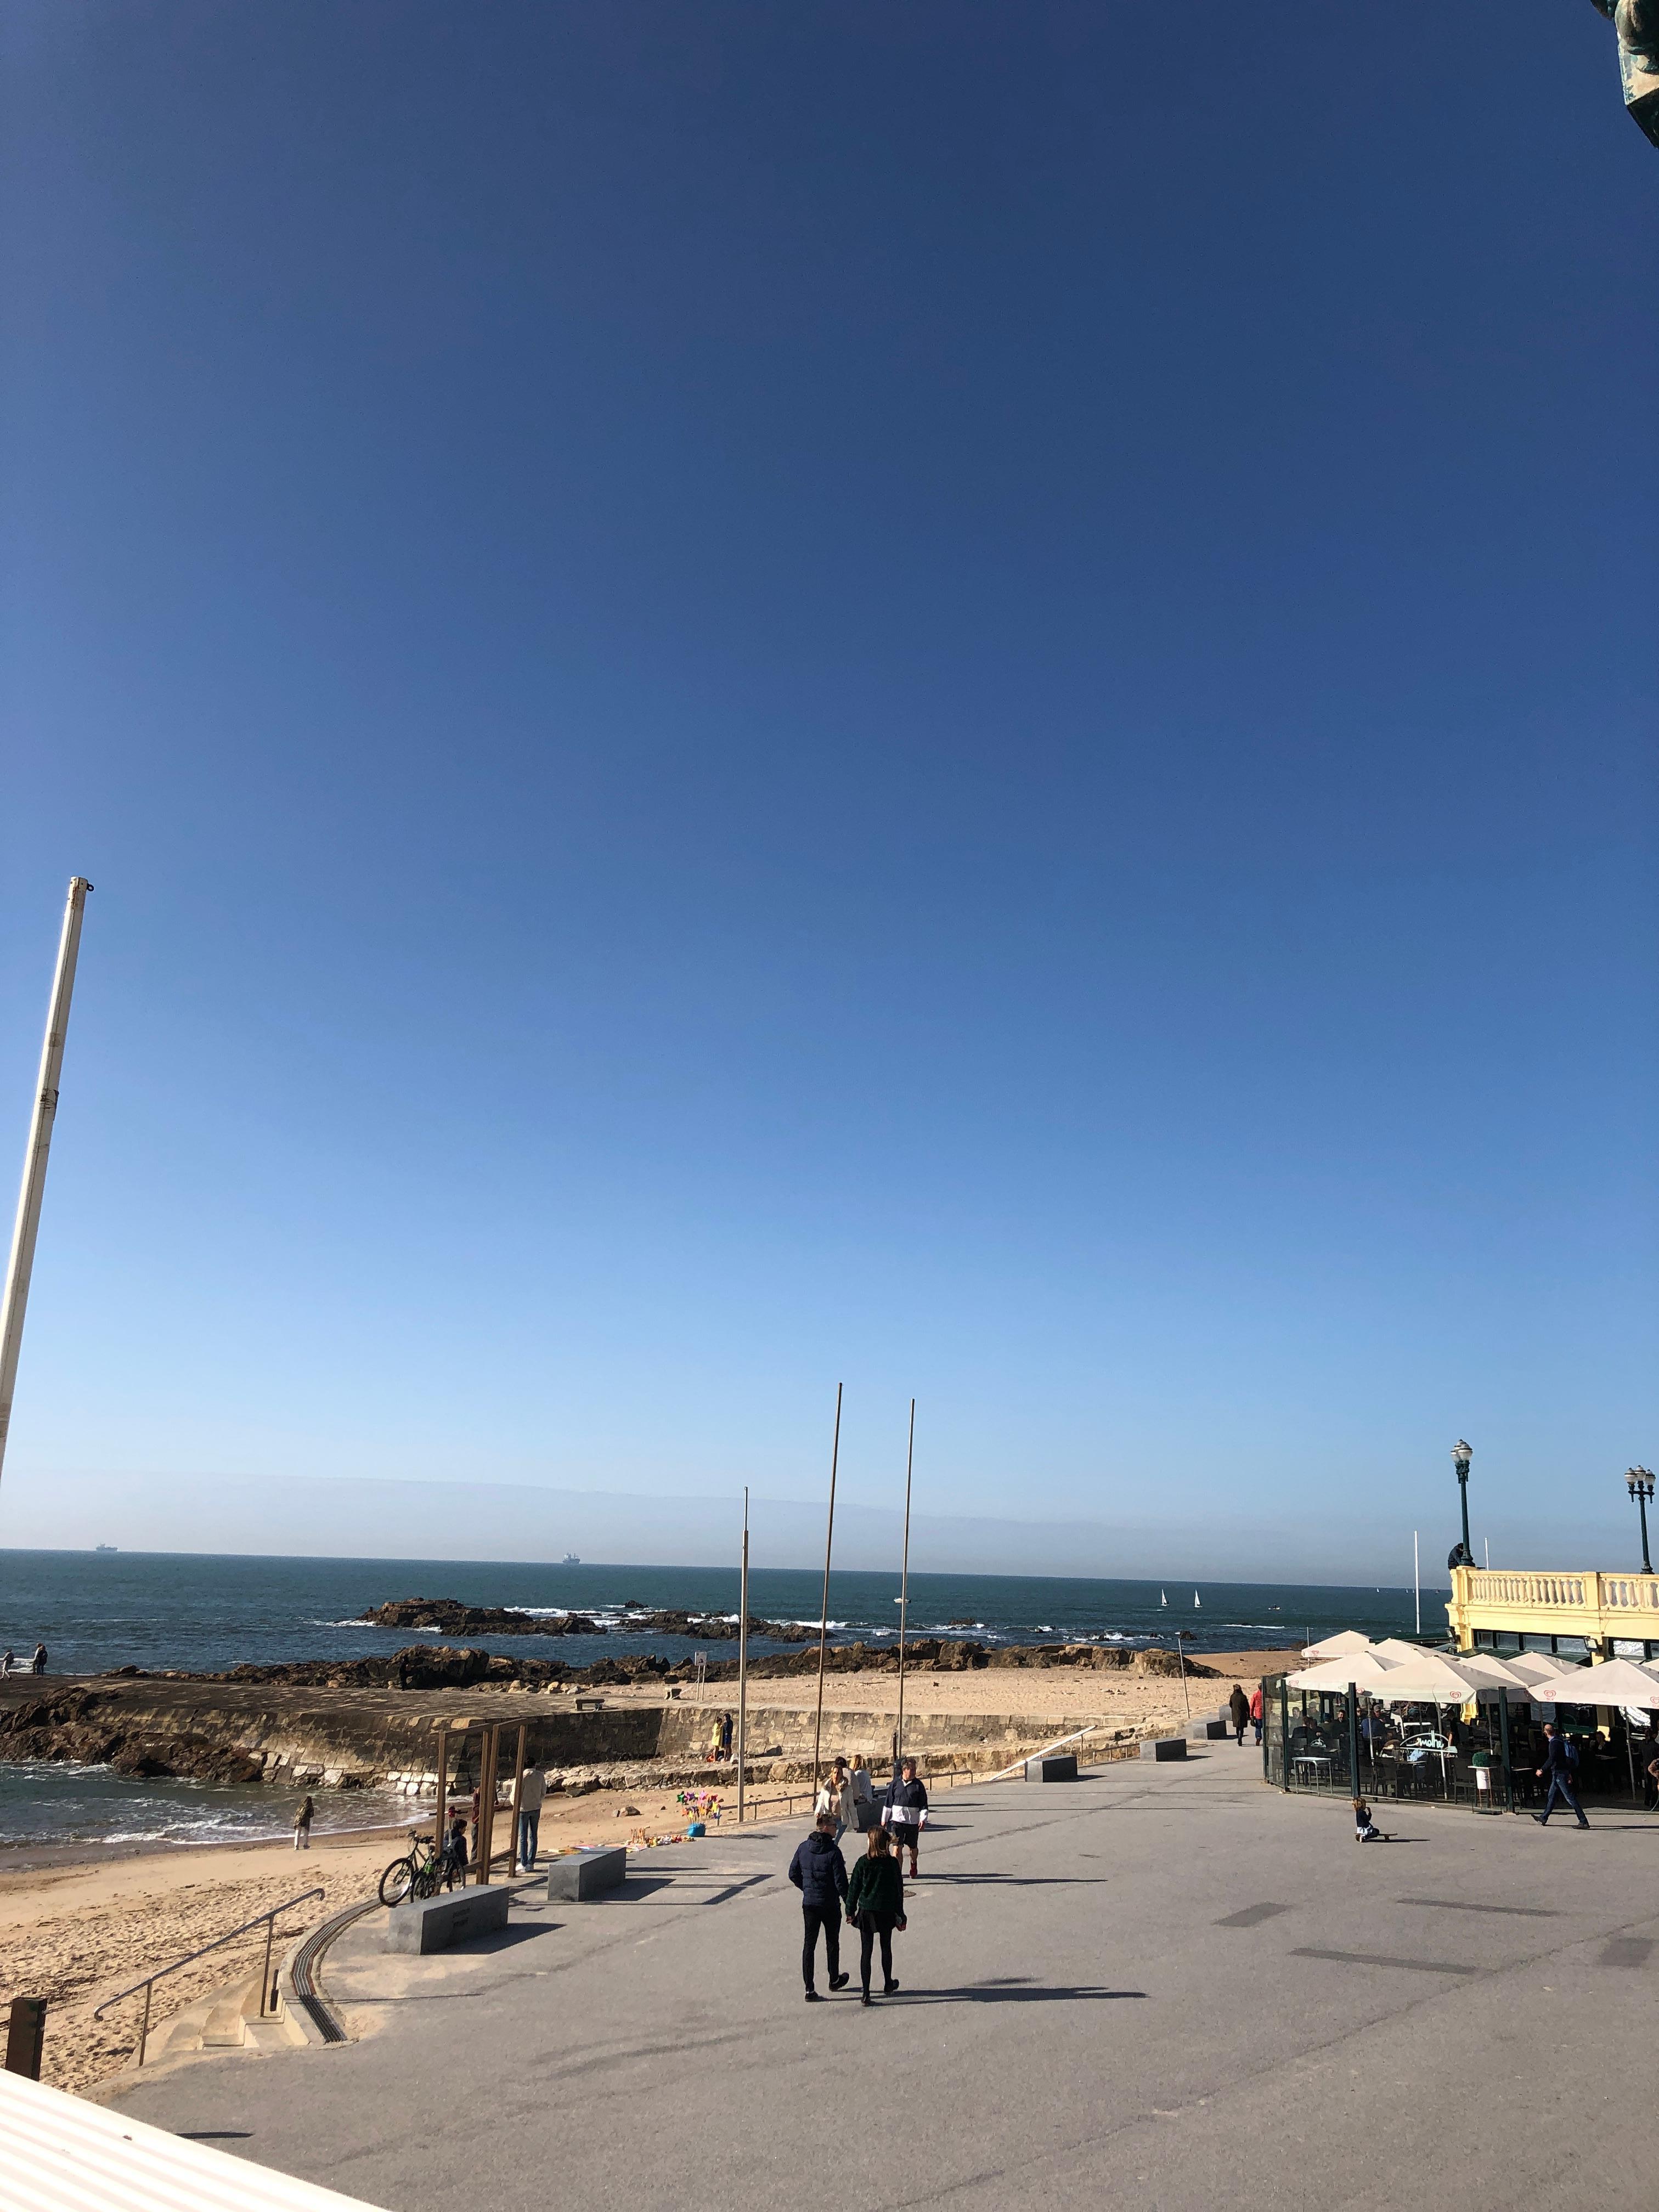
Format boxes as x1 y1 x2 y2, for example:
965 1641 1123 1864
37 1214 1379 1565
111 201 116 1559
412 1860 441 1900
379 1855 417 1907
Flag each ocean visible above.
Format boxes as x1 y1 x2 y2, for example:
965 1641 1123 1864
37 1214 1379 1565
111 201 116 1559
0 1549 1443 1852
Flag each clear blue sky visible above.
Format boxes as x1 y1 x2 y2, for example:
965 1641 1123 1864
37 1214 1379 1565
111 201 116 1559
1 4 1654 1580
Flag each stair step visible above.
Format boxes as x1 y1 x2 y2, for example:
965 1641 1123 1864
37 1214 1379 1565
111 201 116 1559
200 2000 246 2048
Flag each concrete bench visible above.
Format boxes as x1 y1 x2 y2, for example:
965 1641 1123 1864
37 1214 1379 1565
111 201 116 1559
546 1846 628 1902
384 1883 511 1954
1192 1718 1228 1741
1025 1753 1079 1782
573 1696 606 1711
1139 1736 1188 1762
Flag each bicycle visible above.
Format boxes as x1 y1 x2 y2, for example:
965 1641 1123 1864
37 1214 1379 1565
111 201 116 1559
379 1830 460 1907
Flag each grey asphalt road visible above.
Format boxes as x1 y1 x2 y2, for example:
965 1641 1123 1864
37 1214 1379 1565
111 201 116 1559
113 1750 1659 2211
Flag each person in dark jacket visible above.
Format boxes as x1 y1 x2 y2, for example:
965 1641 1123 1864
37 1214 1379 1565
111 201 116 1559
1228 1684 1250 1745
787 1813 850 2000
1533 1722 1589 1828
883 1759 929 1878
846 1823 906 2004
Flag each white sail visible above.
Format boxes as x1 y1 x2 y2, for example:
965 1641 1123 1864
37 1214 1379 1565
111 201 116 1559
1193 1590 1200 1607
1160 1589 1167 1606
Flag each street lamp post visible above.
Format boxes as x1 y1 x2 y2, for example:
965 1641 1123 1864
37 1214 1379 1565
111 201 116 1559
1627 1466 1655 1576
1448 1441 1474 1572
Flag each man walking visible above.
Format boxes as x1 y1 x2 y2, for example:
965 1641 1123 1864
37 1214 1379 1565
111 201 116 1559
788 1811 850 2001
883 1757 929 1879
514 1762 546 1871
1533 1722 1589 1829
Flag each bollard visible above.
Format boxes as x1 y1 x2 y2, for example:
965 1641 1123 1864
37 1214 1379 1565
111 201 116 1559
5 1996 46 2081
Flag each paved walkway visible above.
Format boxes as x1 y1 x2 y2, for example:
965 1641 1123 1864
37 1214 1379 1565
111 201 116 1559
114 1748 1659 2211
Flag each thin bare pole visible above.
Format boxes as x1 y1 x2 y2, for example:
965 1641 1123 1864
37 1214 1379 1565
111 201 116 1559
895 1398 915 1772
0 877 92 1495
810 1384 843 1790
1414 1531 1421 1637
737 1487 749 1823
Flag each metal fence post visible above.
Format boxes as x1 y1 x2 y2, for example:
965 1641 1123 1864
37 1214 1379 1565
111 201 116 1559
4 1997 46 2080
1279 1678 1290 1792
1498 1690 1514 1813
1346 1683 1361 1798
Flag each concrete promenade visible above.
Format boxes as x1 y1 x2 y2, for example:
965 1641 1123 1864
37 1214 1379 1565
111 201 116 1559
114 1748 1659 2211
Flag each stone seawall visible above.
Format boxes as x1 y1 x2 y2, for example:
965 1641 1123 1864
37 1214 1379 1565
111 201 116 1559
0 1677 1107 1796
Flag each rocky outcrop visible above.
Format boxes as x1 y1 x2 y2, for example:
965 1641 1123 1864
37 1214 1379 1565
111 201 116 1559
355 1598 815 1643
0 1690 265 1784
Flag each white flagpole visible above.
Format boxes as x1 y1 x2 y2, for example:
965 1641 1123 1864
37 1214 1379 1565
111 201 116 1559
736 1487 749 1822
0 878 93 1495
1414 1531 1421 1637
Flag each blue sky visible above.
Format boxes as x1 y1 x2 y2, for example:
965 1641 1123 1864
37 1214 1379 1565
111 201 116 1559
2 4 1654 1580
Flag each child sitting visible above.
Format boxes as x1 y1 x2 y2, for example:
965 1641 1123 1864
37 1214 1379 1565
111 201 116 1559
1352 1795 1385 1842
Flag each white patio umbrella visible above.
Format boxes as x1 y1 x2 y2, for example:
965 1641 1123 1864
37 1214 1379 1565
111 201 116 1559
1503 1650 1577 1689
1362 1649 1487 1703
1300 1629 1374 1661
1530 1657 1659 1709
1286 1652 1410 1692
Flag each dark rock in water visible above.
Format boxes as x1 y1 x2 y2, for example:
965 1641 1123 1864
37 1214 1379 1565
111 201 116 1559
359 1599 603 1638
355 1597 815 1644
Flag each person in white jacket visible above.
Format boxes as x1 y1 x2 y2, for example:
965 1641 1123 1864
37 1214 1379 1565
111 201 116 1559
815 1757 855 1840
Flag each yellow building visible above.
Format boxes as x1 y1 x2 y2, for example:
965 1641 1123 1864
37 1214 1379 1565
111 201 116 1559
1446 1565 1659 1662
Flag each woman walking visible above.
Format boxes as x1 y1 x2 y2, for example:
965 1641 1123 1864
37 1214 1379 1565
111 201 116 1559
293 1793 315 1850
846 1824 905 2006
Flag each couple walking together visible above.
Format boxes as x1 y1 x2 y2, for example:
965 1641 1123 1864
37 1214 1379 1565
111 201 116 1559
790 1756 929 2004
789 1815 907 2005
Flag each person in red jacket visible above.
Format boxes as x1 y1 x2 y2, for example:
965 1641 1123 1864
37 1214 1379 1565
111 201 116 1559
1249 1684 1266 1746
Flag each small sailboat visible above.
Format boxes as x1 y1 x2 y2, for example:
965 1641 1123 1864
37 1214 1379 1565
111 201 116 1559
1193 1589 1201 1607
1160 1589 1168 1607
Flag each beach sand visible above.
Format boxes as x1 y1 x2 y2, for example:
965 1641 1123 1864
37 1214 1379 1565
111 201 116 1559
2 1646 1297 2094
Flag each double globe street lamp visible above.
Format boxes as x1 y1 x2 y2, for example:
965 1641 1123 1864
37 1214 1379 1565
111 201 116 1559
1627 1466 1655 1577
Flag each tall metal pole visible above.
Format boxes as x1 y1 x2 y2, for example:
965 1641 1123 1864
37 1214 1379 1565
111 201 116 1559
736 1486 749 1822
1414 1531 1420 1636
810 1384 842 1790
0 877 93 1494
895 1398 915 1773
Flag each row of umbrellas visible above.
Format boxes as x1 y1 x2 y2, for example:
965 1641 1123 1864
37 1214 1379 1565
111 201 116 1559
1288 1630 1659 1713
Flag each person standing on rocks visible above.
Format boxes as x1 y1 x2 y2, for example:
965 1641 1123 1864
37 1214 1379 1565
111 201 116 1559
1228 1685 1249 1746
31 1643 47 1675
293 1795 315 1850
514 1763 546 1871
788 1811 850 2001
883 1758 928 1878
846 1822 906 2004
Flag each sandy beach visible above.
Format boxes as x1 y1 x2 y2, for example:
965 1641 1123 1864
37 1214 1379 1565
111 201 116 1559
1 1646 1297 2094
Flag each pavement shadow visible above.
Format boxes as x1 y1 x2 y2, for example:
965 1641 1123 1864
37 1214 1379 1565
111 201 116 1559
916 1873 1112 1888
462 1921 559 1954
898 1978 1147 2005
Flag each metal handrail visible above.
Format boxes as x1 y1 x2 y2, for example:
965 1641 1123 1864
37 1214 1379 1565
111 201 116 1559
93 1888 324 2066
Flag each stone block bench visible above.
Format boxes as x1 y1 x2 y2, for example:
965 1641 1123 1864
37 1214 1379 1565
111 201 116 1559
546 1846 628 1903
1025 1753 1079 1782
1139 1736 1188 1762
385 1884 510 1955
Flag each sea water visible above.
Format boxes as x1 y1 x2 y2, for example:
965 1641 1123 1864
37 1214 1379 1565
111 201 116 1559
0 1549 1438 1850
